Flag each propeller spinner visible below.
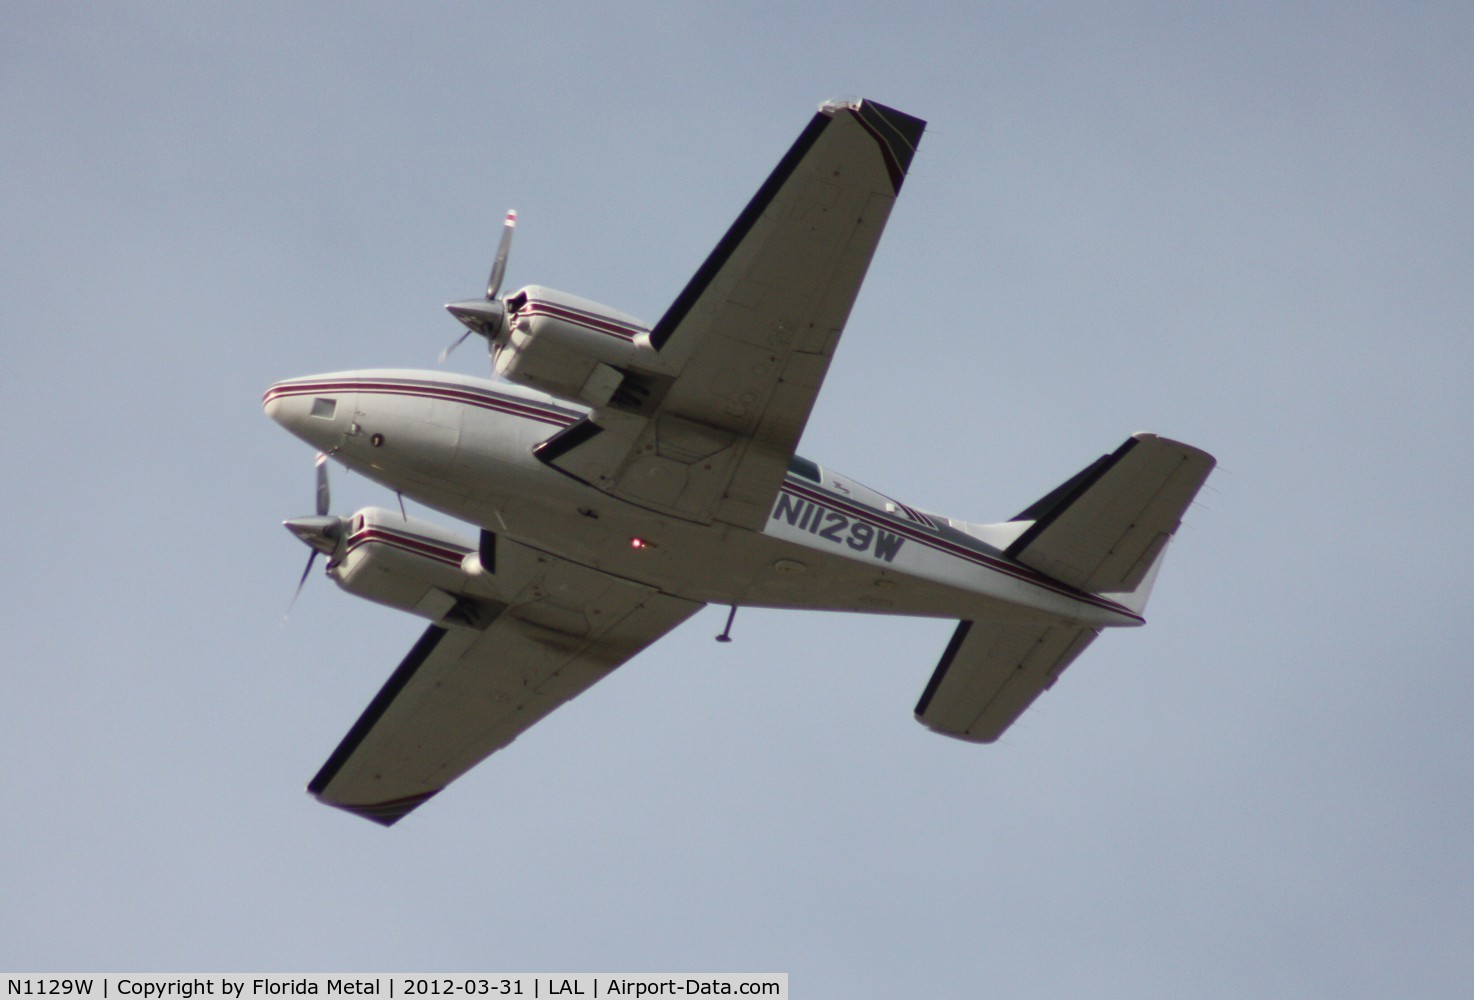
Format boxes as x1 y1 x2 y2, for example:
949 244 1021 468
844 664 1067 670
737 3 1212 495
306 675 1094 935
284 453 346 610
441 209 517 364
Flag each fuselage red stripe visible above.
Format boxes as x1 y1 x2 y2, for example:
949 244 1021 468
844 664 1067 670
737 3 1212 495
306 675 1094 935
267 378 1135 621
264 379 580 427
778 480 1138 619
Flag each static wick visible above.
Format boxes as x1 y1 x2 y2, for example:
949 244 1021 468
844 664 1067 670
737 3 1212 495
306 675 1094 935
716 605 738 644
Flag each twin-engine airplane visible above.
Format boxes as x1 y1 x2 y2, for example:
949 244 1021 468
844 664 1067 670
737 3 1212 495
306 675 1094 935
266 100 1215 826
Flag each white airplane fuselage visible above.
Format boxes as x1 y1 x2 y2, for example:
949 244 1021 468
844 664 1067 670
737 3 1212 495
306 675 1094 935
264 369 1142 630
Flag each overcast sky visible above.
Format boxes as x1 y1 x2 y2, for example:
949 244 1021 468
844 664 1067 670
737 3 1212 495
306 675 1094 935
5 2 1472 995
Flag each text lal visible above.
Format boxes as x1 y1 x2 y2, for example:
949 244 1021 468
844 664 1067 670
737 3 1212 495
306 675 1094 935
555 984 745 996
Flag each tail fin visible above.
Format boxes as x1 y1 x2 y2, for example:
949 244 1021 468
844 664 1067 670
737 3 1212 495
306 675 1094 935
992 433 1215 610
913 434 1214 743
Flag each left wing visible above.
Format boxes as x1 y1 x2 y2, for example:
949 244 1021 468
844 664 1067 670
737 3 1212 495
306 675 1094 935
538 100 925 530
309 545 702 825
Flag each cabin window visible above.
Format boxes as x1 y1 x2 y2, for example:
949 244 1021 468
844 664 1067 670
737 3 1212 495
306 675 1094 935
789 455 821 482
311 397 337 419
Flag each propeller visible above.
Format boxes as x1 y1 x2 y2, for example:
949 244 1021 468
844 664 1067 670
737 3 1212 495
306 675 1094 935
441 209 517 364
284 452 346 611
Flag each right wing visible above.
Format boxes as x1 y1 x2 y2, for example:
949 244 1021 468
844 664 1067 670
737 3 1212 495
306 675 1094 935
309 547 702 825
914 619 1100 743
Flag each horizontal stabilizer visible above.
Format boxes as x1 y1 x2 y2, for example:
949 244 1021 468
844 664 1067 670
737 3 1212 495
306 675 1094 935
1005 434 1215 595
915 619 1099 742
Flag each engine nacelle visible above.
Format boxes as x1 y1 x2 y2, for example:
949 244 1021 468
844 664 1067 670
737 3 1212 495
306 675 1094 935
495 285 668 409
328 507 504 627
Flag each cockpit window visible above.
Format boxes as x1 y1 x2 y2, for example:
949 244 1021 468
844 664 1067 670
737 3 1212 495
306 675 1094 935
311 397 337 419
788 455 821 482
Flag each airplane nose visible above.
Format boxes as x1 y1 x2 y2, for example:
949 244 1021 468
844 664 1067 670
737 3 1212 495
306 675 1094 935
263 378 355 452
262 380 308 434
262 384 285 423
263 377 297 421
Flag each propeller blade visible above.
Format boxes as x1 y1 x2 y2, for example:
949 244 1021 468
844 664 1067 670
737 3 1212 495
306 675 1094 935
485 209 517 300
314 452 331 516
283 455 342 619
439 328 474 364
287 549 319 614
442 209 516 368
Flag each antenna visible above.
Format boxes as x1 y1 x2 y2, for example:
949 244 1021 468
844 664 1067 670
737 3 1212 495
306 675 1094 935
715 605 738 643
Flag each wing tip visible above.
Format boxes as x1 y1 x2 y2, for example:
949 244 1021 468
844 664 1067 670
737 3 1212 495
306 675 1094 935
1129 431 1218 471
651 99 926 349
841 99 927 192
305 623 451 799
311 789 442 827
913 713 1001 744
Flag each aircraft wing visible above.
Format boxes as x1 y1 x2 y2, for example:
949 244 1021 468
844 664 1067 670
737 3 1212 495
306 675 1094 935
914 619 1101 743
308 544 702 825
537 100 925 530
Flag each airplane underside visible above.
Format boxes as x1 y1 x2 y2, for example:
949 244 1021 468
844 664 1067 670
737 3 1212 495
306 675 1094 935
266 99 1214 825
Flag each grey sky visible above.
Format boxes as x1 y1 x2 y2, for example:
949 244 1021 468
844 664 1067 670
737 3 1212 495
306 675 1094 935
4 2 1472 995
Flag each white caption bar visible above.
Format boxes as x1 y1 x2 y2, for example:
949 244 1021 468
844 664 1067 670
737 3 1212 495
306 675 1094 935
3 976 787 1000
